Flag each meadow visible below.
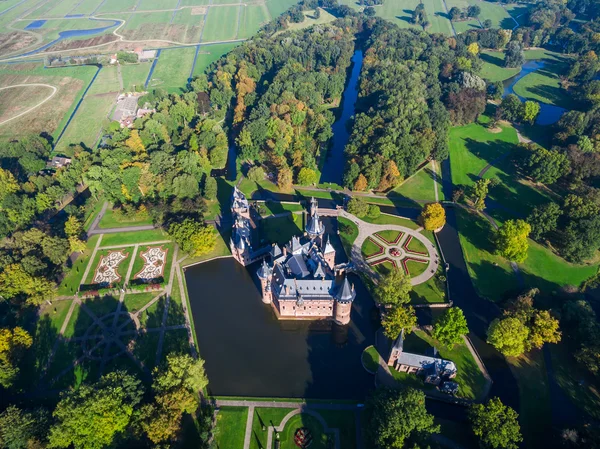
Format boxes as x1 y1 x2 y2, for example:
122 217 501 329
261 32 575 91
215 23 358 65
149 46 196 92
192 41 241 77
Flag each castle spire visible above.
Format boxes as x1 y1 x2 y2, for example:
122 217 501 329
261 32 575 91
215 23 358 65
306 197 324 238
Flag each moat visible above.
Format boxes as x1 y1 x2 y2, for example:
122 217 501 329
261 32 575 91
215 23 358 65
185 219 379 399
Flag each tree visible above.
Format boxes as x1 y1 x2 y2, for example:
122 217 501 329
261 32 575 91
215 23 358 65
483 18 492 28
420 202 446 231
353 173 368 191
296 167 318 186
374 268 412 306
364 388 439 449
469 398 522 449
48 371 143 449
382 305 417 339
203 176 217 200
0 264 56 305
504 41 524 68
499 94 522 121
527 202 561 240
449 6 462 20
467 4 480 17
0 327 33 389
467 42 479 55
495 219 531 263
169 219 216 257
472 178 490 210
432 307 469 348
347 197 369 218
64 215 83 239
364 6 376 16
247 165 265 182
520 101 540 124
0 406 48 449
367 204 380 219
529 310 561 349
0 168 18 202
521 145 570 185
487 317 529 357
277 167 293 190
153 353 208 397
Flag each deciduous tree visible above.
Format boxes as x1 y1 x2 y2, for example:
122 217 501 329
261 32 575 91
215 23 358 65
494 219 531 263
432 307 469 348
347 197 369 218
469 398 522 449
296 167 318 186
375 268 412 306
420 202 446 231
169 219 216 257
0 406 48 449
0 327 32 389
472 178 490 211
382 305 417 339
487 317 529 357
527 202 561 240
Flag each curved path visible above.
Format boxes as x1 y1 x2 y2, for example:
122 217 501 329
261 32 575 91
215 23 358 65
339 210 440 286
0 83 57 126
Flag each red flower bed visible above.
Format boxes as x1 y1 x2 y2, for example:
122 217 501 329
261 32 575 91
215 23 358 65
294 428 313 448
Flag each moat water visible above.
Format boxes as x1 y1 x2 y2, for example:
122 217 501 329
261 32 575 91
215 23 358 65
185 218 379 399
319 49 364 186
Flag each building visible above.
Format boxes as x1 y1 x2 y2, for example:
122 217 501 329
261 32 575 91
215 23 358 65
387 330 457 386
47 156 71 169
230 189 356 325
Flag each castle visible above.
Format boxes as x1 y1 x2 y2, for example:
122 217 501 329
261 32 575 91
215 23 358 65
230 187 356 325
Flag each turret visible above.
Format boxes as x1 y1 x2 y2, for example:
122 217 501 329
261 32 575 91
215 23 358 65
306 197 325 239
333 276 355 325
322 235 335 269
257 259 273 304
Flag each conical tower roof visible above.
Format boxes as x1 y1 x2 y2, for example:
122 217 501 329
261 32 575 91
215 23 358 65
335 276 356 303
257 259 272 279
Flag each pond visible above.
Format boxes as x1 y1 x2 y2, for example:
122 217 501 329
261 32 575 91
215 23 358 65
502 60 567 126
319 49 363 186
185 218 379 399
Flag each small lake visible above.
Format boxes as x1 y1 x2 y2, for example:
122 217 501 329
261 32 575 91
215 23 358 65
502 60 567 126
319 49 363 186
186 218 379 399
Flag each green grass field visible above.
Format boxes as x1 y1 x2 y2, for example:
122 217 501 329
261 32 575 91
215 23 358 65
171 8 205 43
214 407 248 449
280 414 331 448
361 237 383 258
202 6 239 41
69 0 104 15
120 63 151 92
265 0 299 18
405 259 428 277
137 0 179 9
130 243 175 285
193 42 241 77
394 161 442 202
361 346 379 372
95 0 137 14
480 51 521 82
58 235 100 296
150 47 196 93
361 213 421 229
237 4 270 39
513 64 571 108
54 93 115 155
99 229 169 246
277 8 336 34
98 207 153 229
250 408 295 449
87 65 121 95
120 11 172 41
410 267 446 304
338 216 359 257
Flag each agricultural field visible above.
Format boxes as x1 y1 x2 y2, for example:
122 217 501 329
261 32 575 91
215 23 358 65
95 0 138 14
86 64 120 95
68 0 106 15
120 62 151 91
265 0 298 18
0 62 97 141
278 8 336 34
192 41 240 77
237 4 270 39
170 8 206 43
202 5 240 41
119 11 173 41
149 46 196 92
137 0 180 10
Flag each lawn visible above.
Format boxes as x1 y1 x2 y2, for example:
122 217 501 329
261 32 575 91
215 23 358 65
214 407 248 449
258 214 303 246
375 230 401 243
54 93 115 156
120 63 152 92
479 51 521 82
276 8 336 34
150 47 197 93
192 42 240 77
123 292 158 313
361 237 383 258
58 235 100 296
405 259 428 277
95 0 137 13
338 0 420 31
69 0 104 15
361 345 379 373
361 213 421 229
130 243 175 285
38 299 73 333
280 414 332 449
87 65 121 95
406 236 427 254
62 301 93 338
202 6 239 42
448 118 519 187
99 229 169 246
258 200 305 216
410 267 446 304
250 407 295 449
265 0 299 18
338 216 358 257
393 162 439 202
98 207 154 228
237 4 270 39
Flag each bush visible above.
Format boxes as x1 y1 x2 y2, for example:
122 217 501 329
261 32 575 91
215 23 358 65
247 166 265 183
347 197 369 217
367 204 380 219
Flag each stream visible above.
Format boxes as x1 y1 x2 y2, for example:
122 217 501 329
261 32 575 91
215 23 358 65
502 59 567 126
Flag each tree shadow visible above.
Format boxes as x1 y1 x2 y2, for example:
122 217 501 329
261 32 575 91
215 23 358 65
480 52 504 67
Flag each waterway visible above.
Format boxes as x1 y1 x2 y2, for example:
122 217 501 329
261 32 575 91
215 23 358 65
502 60 567 126
19 18 120 58
319 50 363 186
185 218 379 399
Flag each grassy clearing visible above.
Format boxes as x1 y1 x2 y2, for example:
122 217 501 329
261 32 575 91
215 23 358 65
150 47 196 93
99 228 169 246
137 0 179 9
214 407 248 449
394 162 439 202
406 259 428 277
361 213 420 229
123 292 158 313
375 230 401 243
55 94 115 156
95 0 137 14
70 0 104 15
62 301 93 338
265 0 299 18
58 235 100 296
407 236 427 254
202 6 239 41
361 237 383 258
410 267 446 304
258 214 303 246
276 8 336 34
83 248 133 285
479 51 521 82
180 228 232 266
338 0 421 30
120 11 172 41
238 4 270 39
193 42 240 77
259 200 305 216
120 63 151 92
338 216 358 257
87 65 120 95
361 345 379 373
39 299 73 333
98 207 153 229
513 68 571 108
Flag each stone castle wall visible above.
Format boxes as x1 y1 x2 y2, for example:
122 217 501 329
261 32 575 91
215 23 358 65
273 299 334 319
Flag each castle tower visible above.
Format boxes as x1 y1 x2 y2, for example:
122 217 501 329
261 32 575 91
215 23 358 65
231 186 250 219
322 235 335 269
306 197 325 240
333 276 356 325
257 259 273 304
